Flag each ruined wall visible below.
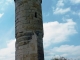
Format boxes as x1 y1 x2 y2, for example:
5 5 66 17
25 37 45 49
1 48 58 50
14 0 44 60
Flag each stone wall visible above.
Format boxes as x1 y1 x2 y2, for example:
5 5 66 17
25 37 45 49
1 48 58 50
15 0 44 60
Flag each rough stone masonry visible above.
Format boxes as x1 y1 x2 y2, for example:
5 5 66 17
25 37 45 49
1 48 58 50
14 0 44 60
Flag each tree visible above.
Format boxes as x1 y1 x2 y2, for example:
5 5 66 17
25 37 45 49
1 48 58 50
51 57 67 60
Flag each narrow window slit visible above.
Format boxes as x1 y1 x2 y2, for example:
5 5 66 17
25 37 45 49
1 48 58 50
35 12 37 18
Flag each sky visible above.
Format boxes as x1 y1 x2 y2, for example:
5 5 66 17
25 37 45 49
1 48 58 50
0 0 80 60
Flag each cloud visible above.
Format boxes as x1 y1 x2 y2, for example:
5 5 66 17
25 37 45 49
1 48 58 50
0 39 15 60
72 11 80 17
45 45 80 60
0 19 77 60
53 0 71 14
7 0 13 3
53 45 80 53
1 39 79 60
43 19 77 48
0 13 4 18
56 0 64 7
0 0 14 11
51 45 80 58
53 7 71 14
70 0 80 4
6 0 13 5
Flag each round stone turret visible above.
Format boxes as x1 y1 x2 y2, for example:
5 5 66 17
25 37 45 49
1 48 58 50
14 0 44 60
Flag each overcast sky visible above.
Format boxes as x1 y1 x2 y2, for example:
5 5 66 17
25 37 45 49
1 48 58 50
0 0 80 60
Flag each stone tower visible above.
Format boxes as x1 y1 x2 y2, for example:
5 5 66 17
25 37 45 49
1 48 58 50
14 0 44 60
